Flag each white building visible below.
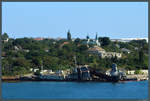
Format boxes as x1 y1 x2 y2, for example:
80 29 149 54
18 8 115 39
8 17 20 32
140 70 148 75
127 70 148 75
127 70 135 75
4 38 9 42
88 46 122 59
101 52 122 58
30 68 39 72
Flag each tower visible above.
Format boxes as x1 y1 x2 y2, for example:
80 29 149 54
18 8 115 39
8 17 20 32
95 32 101 46
95 32 98 41
67 30 71 41
86 34 90 44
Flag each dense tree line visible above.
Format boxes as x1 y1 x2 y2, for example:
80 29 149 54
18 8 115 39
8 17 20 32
1 33 148 76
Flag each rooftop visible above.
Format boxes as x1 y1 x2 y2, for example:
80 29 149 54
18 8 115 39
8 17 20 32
88 46 105 52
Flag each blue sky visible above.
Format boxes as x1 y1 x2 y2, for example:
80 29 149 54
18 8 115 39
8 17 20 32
2 2 148 39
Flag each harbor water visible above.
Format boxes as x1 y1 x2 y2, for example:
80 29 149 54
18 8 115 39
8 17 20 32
2 80 148 100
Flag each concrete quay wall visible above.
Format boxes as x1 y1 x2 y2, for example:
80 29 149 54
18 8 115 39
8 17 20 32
126 74 148 80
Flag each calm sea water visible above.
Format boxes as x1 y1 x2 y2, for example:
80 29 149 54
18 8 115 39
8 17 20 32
2 80 148 100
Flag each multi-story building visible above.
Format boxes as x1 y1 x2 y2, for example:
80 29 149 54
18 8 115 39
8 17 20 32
88 46 122 58
101 52 122 58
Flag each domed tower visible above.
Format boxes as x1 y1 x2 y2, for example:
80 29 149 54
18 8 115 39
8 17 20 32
86 34 90 44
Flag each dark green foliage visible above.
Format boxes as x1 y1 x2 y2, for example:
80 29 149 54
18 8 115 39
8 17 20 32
135 70 142 74
74 38 81 45
139 49 144 64
77 45 88 53
34 70 41 76
1 33 9 40
98 37 111 46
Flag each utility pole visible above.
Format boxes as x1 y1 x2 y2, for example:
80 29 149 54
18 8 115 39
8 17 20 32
41 60 43 72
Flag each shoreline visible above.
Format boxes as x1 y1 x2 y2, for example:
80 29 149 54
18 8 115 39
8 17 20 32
2 74 148 83
2 78 147 83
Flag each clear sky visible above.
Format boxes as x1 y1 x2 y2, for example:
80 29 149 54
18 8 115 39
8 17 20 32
2 2 148 39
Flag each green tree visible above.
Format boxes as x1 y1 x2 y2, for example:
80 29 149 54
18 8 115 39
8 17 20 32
77 45 88 53
1 32 9 40
98 37 111 46
32 57 42 70
139 49 144 65
74 38 81 45
135 70 142 74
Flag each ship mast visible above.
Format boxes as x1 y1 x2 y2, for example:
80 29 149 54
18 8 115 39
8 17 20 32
74 55 78 72
74 55 78 67
41 60 43 72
